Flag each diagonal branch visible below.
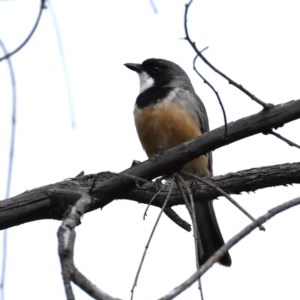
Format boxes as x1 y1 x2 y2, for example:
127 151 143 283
158 196 300 300
181 172 266 231
269 130 300 149
0 100 300 230
89 99 300 207
184 0 271 109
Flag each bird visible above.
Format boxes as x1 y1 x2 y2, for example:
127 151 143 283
124 58 231 267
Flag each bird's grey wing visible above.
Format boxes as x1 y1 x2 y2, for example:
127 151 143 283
192 92 213 174
172 88 212 173
193 93 209 133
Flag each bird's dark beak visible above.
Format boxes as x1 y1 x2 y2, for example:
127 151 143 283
124 63 142 73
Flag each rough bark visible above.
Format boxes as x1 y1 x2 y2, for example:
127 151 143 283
1 99 300 230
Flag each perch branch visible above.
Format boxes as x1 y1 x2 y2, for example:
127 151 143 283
0 100 300 229
0 162 300 230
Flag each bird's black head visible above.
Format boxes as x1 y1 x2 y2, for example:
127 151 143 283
125 58 194 108
125 58 193 92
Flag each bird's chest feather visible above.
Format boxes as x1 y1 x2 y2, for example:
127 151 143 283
134 104 201 156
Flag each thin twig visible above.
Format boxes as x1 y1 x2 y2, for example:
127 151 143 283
0 0 46 61
158 196 300 300
142 179 190 230
175 175 201 257
0 38 17 300
182 171 265 231
148 0 158 14
175 175 204 300
175 177 192 215
163 208 191 232
184 0 272 109
143 184 165 219
48 0 76 128
270 130 300 149
130 182 175 300
193 55 228 136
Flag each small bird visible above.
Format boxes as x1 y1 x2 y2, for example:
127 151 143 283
125 58 231 267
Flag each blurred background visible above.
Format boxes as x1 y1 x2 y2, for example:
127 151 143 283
0 0 300 299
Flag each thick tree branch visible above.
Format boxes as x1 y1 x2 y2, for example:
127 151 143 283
122 162 300 206
90 100 300 201
0 162 299 230
0 100 300 230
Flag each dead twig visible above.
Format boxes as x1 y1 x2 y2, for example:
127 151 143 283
269 130 300 149
175 175 204 300
55 189 118 300
182 172 266 231
193 55 228 136
163 208 191 232
184 0 272 109
158 196 300 300
130 182 175 300
142 183 191 231
175 175 202 260
143 184 166 219
0 0 47 62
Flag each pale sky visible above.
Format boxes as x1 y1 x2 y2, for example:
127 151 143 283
1 0 300 299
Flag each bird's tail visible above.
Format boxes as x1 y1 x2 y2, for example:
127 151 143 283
194 200 231 267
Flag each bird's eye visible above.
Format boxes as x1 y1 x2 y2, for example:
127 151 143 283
152 66 161 73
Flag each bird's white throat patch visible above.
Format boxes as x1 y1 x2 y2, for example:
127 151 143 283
139 71 154 93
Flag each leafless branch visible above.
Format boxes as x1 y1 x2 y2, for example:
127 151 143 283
158 196 300 300
0 99 300 231
175 175 201 260
55 188 119 300
184 0 272 109
182 172 265 231
91 99 300 201
148 0 158 14
0 0 46 62
130 182 175 300
163 208 191 232
1 161 300 231
48 0 76 128
143 184 166 219
175 175 204 299
269 130 300 149
0 38 17 300
193 55 228 136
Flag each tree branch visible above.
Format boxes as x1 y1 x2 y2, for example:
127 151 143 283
184 0 272 109
0 162 299 230
158 196 300 300
56 189 120 300
90 100 300 203
0 99 300 230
